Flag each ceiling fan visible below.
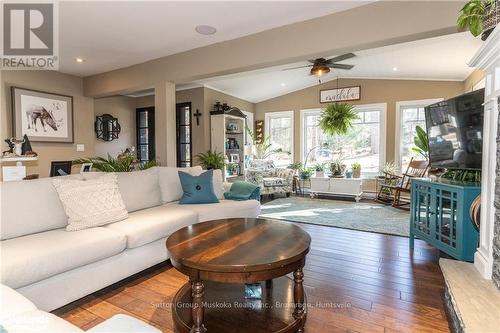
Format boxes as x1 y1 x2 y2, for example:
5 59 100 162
283 53 356 77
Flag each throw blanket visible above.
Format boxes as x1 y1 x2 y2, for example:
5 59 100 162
224 181 260 201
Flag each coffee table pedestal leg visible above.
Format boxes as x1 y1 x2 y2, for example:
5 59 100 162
190 279 206 333
293 268 305 332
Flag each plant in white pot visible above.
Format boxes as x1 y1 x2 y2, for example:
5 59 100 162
351 162 361 178
314 163 325 178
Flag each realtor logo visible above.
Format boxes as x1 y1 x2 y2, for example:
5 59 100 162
1 2 58 70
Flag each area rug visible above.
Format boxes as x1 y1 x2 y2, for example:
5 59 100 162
259 197 410 237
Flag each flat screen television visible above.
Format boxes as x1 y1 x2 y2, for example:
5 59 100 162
424 89 484 170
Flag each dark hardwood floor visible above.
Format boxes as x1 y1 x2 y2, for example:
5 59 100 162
53 222 450 332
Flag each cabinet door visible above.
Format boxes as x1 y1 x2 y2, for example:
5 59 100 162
435 188 459 251
412 182 433 236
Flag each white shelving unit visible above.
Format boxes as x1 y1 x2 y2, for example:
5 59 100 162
210 106 247 181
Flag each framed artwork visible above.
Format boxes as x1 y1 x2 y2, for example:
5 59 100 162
12 87 74 143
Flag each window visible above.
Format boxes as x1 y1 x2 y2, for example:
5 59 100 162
265 111 293 167
176 102 192 167
301 104 386 175
136 107 155 162
396 99 442 170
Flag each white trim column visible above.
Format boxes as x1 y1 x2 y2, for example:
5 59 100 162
469 26 500 279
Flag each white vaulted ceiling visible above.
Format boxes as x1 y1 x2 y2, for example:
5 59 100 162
189 32 483 103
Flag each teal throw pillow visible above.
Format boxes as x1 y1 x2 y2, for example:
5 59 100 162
178 169 219 204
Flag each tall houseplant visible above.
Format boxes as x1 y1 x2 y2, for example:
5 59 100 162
245 125 289 159
412 125 429 160
458 0 498 40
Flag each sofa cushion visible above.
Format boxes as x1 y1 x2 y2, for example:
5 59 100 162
2 310 84 332
158 166 203 203
117 168 162 212
0 284 37 322
105 205 198 249
52 173 128 231
190 168 225 199
165 199 261 222
0 177 68 240
0 228 126 289
178 170 219 204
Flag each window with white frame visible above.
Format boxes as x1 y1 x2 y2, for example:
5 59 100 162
396 99 442 170
301 104 386 175
265 111 293 167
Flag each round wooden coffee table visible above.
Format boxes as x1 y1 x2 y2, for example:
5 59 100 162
166 218 311 333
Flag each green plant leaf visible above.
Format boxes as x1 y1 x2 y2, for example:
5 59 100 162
318 103 359 137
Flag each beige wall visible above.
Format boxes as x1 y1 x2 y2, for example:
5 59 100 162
1 71 94 178
175 87 255 165
94 96 136 158
464 69 485 92
255 78 465 164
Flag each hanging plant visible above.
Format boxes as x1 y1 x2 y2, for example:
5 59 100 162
318 103 359 137
457 0 498 40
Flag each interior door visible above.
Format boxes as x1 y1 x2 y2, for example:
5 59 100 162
136 107 155 162
176 102 192 167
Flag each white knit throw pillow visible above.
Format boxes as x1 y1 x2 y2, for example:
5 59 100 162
52 173 128 231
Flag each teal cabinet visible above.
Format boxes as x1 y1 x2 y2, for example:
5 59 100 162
410 178 480 261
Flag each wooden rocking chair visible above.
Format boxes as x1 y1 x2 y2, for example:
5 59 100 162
377 158 429 210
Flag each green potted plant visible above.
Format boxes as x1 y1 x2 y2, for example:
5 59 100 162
351 162 361 178
73 149 156 172
195 150 225 170
329 158 346 178
412 125 429 160
299 167 314 180
458 0 498 40
246 125 290 159
314 163 325 178
287 162 303 176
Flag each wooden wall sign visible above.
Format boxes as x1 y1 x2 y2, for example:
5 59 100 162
320 86 361 103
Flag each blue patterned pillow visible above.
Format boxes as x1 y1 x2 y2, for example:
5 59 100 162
178 170 219 204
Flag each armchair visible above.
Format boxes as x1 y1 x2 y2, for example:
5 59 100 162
245 159 294 197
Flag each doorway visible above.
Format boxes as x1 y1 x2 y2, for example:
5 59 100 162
136 107 155 162
176 102 192 167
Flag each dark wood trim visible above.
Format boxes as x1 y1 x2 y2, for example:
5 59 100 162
136 106 155 162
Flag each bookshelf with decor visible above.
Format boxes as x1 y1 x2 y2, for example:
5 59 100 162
210 102 247 181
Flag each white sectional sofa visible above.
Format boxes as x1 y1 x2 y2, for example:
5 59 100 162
0 283 160 332
0 166 260 312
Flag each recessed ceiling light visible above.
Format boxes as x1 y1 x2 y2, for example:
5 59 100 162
195 25 217 35
392 67 398 71
75 57 85 63
281 82 285 87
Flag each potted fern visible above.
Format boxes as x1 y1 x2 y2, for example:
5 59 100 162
319 103 359 137
314 163 325 178
458 0 498 40
195 150 225 170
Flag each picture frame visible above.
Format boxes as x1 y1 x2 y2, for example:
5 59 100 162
49 161 72 177
12 87 74 143
229 154 240 163
80 163 93 173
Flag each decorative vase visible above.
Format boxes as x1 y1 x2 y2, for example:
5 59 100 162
315 171 324 178
346 171 353 178
352 168 361 178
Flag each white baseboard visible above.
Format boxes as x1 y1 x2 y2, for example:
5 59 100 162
474 249 493 279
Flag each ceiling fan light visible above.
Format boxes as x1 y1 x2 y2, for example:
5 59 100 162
310 65 330 77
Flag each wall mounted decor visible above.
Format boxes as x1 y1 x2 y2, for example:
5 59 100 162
320 86 361 103
11 87 74 143
255 120 264 144
95 114 121 141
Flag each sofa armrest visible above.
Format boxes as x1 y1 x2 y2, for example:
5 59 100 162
273 168 295 185
87 314 161 333
245 170 265 188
